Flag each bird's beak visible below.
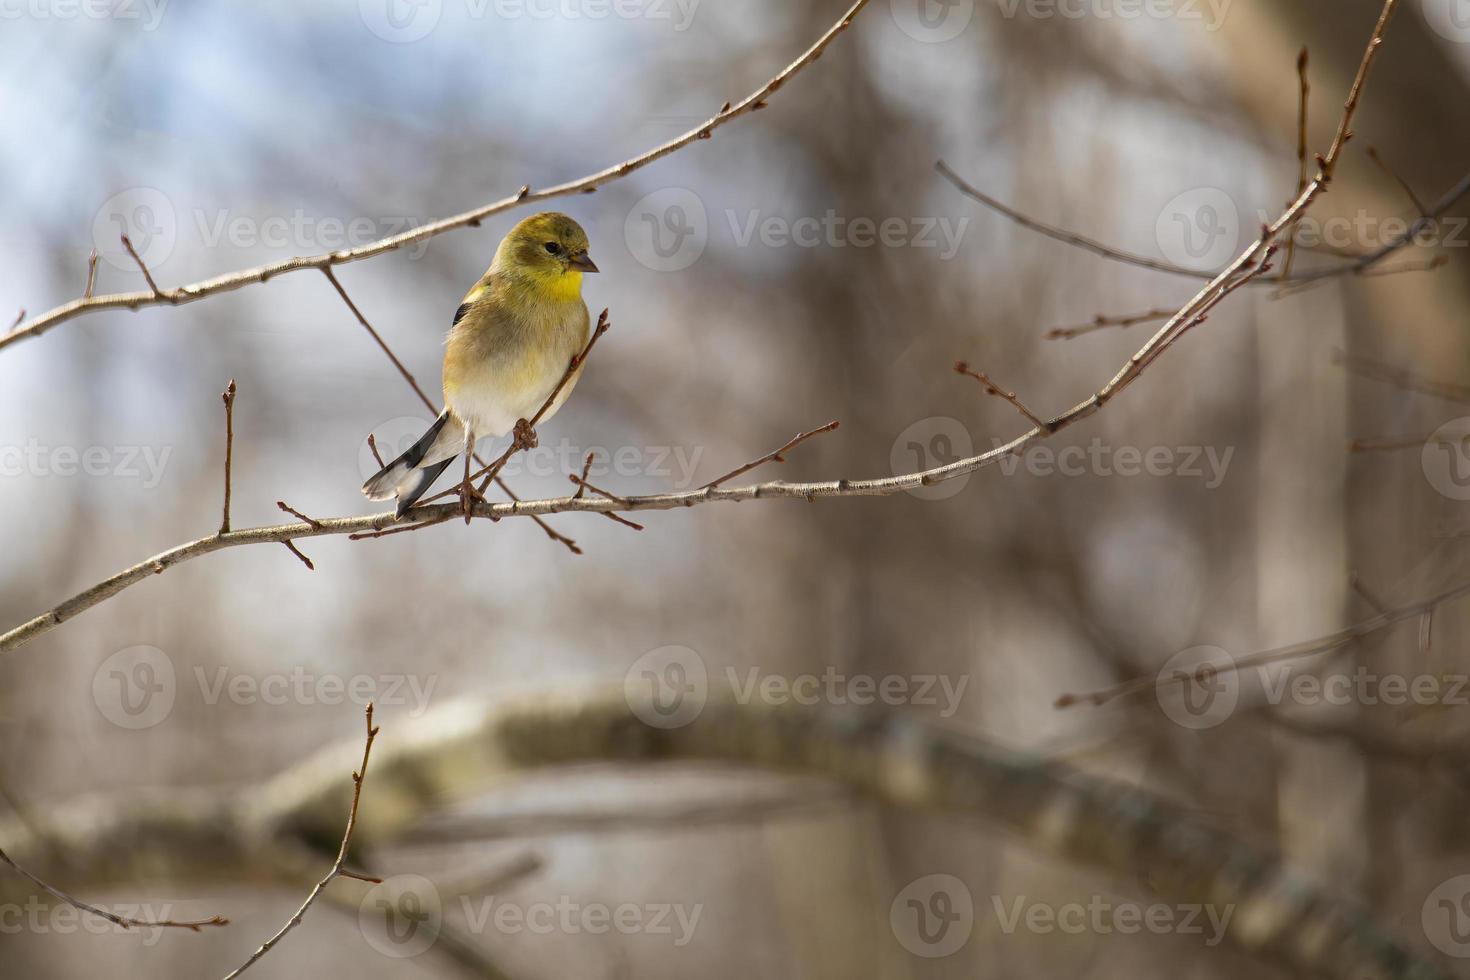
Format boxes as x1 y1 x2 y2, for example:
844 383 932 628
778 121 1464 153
569 250 599 273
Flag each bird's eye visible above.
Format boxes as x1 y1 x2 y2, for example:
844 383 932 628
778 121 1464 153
543 241 562 255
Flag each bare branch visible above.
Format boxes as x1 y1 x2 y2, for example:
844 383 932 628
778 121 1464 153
1 0 874 354
119 235 166 299
935 160 1205 280
219 380 237 535
0 845 227 933
566 474 630 507
494 479 584 554
571 452 597 500
1045 307 1174 340
0 190 1351 657
0 3 1407 658
1318 0 1398 181
276 501 325 529
349 513 453 541
1055 577 1470 709
1349 572 1390 615
2 679 1449 980
83 250 98 299
698 420 841 490
1281 46 1310 279
366 433 385 470
281 540 315 571
1334 348 1470 403
954 362 1049 429
1367 146 1427 215
322 267 435 408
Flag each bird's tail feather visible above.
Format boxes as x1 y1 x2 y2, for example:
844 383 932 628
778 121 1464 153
362 410 461 517
391 457 456 518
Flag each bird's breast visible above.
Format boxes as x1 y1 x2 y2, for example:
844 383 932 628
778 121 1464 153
443 298 590 438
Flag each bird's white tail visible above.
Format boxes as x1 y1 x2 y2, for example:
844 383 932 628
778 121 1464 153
362 410 463 517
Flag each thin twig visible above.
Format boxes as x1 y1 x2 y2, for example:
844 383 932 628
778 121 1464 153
119 235 165 299
935 160 1211 280
322 268 435 409
567 475 631 507
7 310 23 335
281 541 315 571
939 32 1464 300
954 362 1049 430
2 0 874 354
1056 576 1470 709
1273 171 1470 300
0 845 227 933
1333 348 1470 403
699 421 841 490
219 704 381 979
1281 46 1310 280
276 501 325 529
572 452 597 500
1350 255 1448 277
940 159 1448 289
1318 0 1398 182
563 455 644 529
1367 146 1427 215
493 479 583 554
219 380 236 535
1349 572 1390 615
1045 308 1175 340
84 250 99 299
599 511 646 532
366 434 385 470
349 514 453 541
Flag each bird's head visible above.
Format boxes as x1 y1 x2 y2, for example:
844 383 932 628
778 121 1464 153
495 212 598 296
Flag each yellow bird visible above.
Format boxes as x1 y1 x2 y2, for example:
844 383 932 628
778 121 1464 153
363 212 597 517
